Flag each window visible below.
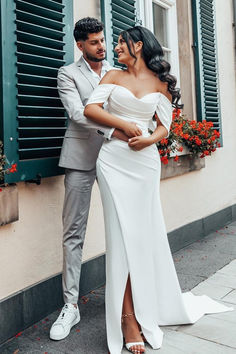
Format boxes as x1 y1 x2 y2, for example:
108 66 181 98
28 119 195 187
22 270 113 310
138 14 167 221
0 0 74 183
152 2 169 60
141 0 180 84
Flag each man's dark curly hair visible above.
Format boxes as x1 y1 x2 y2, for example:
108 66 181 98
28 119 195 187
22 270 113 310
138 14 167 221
74 17 104 42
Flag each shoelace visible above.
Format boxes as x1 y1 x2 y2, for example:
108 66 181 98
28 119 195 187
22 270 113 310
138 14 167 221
57 305 75 324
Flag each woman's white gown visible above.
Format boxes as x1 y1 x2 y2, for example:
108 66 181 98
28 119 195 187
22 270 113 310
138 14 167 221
86 84 233 354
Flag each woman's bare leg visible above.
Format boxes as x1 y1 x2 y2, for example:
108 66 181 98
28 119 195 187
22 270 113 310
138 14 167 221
122 275 145 353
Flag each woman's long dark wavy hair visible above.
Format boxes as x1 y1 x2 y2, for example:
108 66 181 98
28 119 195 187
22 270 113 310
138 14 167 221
120 26 183 109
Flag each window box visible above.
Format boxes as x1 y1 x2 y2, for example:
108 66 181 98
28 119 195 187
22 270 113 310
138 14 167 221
161 154 205 180
0 184 19 226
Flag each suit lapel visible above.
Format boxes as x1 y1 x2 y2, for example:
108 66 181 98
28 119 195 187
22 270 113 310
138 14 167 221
76 57 97 89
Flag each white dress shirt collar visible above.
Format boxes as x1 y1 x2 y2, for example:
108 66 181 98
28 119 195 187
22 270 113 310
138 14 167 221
81 56 109 81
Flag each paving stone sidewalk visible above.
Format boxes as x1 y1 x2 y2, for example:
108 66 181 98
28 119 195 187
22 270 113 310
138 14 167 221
1 221 236 354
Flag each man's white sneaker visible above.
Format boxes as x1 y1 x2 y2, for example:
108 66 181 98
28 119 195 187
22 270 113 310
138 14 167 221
50 303 80 340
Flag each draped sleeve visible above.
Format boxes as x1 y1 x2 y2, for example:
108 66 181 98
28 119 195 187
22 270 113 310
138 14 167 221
86 84 115 105
156 93 173 138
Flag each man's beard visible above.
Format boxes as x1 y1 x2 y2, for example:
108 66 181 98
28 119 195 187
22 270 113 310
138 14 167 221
85 51 105 62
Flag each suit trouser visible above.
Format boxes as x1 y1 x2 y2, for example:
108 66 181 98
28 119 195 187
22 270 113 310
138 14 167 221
62 168 96 304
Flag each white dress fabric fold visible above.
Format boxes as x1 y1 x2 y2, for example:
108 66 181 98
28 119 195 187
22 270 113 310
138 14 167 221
86 84 233 354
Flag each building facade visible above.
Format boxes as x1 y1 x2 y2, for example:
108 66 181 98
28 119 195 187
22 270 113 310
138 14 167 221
0 0 236 344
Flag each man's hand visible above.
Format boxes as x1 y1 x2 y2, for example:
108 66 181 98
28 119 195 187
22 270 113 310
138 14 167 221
128 136 153 151
123 122 142 137
112 129 129 142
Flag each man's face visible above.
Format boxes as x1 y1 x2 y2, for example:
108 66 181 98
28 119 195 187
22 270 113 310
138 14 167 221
77 31 106 62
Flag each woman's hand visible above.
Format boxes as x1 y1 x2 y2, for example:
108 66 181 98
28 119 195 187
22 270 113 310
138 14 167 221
123 122 142 137
128 136 153 151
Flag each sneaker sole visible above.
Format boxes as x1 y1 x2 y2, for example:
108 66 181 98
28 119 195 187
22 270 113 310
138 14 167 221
50 315 80 341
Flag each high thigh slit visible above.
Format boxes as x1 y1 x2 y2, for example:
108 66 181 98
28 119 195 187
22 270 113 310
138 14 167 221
86 84 233 354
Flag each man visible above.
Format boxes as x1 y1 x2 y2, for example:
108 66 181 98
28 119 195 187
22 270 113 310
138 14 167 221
50 17 128 340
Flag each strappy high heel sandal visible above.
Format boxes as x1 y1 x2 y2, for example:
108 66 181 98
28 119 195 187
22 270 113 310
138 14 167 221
121 312 145 353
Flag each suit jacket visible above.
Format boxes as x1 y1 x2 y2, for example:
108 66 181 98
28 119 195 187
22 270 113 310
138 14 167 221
58 56 112 170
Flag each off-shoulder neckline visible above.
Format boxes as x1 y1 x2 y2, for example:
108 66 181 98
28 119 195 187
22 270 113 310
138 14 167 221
98 83 172 104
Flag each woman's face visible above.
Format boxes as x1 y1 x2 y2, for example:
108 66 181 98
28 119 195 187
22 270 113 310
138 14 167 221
115 35 133 64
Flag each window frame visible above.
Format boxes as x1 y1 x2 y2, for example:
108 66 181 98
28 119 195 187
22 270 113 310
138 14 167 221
139 0 180 86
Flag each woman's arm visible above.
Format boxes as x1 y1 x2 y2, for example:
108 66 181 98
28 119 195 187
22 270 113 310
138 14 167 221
84 70 142 138
84 102 142 137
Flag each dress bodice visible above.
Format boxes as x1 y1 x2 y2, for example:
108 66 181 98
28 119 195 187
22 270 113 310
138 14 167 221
86 84 173 135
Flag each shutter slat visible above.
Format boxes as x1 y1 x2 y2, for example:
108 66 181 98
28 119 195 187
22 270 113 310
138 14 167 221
17 73 57 86
17 83 59 96
202 49 216 57
16 30 65 50
16 20 65 40
17 62 58 77
201 1 213 13
16 10 65 30
16 52 65 67
18 105 64 110
112 0 135 13
18 147 62 160
17 42 65 59
19 137 64 141
202 37 215 47
111 4 135 22
18 116 66 125
19 147 61 151
112 16 136 30
201 26 215 38
18 94 62 106
21 0 64 12
113 0 134 6
16 0 65 21
202 60 216 68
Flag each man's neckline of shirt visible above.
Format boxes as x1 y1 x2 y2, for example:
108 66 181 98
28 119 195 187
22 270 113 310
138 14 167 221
81 55 110 78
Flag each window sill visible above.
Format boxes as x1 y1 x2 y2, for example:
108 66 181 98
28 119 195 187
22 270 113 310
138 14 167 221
161 154 205 180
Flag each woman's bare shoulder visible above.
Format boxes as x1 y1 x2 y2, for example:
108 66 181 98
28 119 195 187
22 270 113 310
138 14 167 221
100 69 125 85
158 82 172 103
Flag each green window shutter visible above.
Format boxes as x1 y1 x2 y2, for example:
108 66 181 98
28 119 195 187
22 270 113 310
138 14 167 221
0 0 73 183
101 0 141 67
192 0 223 144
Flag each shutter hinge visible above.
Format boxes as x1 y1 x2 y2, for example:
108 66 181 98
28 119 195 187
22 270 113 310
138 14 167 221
26 174 42 185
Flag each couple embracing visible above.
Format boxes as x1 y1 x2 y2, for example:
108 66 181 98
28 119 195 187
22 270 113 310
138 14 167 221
49 17 231 354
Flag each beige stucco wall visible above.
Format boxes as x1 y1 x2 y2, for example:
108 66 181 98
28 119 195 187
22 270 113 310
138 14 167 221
160 0 236 230
0 178 106 300
0 0 236 301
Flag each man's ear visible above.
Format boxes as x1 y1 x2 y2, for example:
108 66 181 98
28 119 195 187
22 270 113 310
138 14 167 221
76 41 83 52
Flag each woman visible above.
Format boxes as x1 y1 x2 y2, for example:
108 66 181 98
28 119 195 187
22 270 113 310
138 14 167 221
84 26 232 354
